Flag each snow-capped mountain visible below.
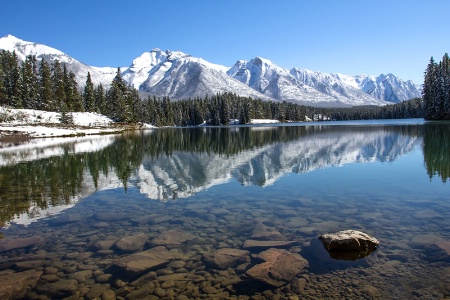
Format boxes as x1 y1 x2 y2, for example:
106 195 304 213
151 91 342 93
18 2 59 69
227 57 339 105
290 69 390 105
0 34 422 107
0 34 121 88
353 73 422 103
124 49 272 101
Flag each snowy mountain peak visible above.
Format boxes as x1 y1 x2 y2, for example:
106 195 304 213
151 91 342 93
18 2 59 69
1 34 23 42
131 51 167 70
164 49 189 60
0 34 66 60
0 35 422 106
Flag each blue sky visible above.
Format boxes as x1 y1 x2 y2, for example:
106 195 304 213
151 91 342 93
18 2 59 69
1 0 449 84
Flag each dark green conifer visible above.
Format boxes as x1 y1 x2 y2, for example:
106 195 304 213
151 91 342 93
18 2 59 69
83 72 95 112
38 58 53 110
51 60 66 111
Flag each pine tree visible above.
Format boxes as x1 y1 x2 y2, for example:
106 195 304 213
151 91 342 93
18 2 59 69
128 88 142 123
51 60 66 111
107 68 128 121
66 71 83 112
21 55 39 109
59 101 74 124
220 97 229 125
442 53 450 118
162 96 173 125
38 58 53 110
83 72 96 112
0 51 8 105
423 54 450 120
0 51 23 107
94 83 107 115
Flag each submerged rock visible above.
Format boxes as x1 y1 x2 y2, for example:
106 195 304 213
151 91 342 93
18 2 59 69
319 230 379 260
0 270 42 300
204 248 250 269
36 279 79 298
113 246 175 276
152 229 195 246
251 223 288 241
421 240 450 263
0 236 44 252
245 248 308 287
114 233 148 252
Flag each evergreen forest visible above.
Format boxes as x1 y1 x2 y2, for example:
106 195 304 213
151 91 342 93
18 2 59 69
423 53 450 120
0 49 436 126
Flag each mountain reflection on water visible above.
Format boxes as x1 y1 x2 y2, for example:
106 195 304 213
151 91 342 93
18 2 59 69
0 120 449 226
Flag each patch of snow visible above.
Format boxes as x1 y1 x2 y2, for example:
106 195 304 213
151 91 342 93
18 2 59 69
250 119 280 124
0 106 133 139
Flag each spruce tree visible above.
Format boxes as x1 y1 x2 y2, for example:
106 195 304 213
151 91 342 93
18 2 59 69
220 97 229 125
21 55 39 109
51 60 66 110
0 51 23 107
423 54 450 120
59 101 74 124
0 67 5 104
95 83 107 115
107 68 128 121
38 58 53 111
83 72 96 112
67 71 83 112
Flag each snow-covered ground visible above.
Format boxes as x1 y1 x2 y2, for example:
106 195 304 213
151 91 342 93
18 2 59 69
250 119 280 124
0 106 151 139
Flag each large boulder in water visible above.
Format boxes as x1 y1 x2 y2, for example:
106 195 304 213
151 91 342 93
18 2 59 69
319 230 379 260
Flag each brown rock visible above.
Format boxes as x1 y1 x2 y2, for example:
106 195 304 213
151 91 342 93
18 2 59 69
251 223 288 241
114 234 148 252
319 230 379 260
291 277 307 293
204 248 250 269
152 229 195 246
113 246 175 276
245 248 308 287
41 274 60 283
0 270 42 300
14 260 44 271
91 239 117 251
409 234 445 248
0 236 44 252
36 279 79 298
436 240 450 255
362 284 381 297
101 289 117 300
69 270 93 283
84 284 107 300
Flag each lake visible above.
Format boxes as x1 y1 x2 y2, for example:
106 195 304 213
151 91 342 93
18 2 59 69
0 119 449 299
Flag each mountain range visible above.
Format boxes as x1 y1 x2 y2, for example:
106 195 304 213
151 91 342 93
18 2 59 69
0 34 422 107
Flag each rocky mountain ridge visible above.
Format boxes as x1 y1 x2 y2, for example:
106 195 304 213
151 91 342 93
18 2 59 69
0 34 422 107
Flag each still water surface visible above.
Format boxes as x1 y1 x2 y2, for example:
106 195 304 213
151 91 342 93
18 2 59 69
0 119 449 299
